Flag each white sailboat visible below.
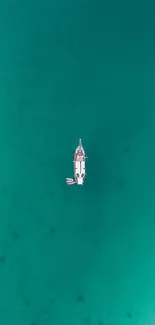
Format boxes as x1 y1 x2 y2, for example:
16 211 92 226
66 139 87 185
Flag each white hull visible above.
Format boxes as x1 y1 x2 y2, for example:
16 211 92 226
74 139 86 185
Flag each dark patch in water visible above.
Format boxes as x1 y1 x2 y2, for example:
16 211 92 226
123 146 130 154
83 316 91 324
50 298 55 304
23 297 31 307
0 256 6 263
11 231 19 241
76 294 85 302
126 312 132 319
1 187 9 194
30 321 37 325
49 227 55 235
98 321 104 325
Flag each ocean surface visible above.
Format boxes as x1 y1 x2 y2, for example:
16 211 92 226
0 0 155 324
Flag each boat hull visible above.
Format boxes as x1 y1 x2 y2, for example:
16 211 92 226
73 139 86 185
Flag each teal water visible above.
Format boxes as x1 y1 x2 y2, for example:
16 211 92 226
0 0 155 324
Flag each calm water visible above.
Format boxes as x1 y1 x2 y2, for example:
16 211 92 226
0 0 155 324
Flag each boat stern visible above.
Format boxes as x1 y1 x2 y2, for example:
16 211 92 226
77 176 84 185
